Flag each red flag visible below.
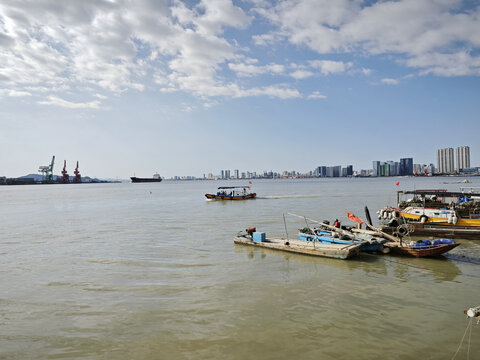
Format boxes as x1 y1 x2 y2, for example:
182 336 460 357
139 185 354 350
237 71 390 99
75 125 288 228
249 181 252 184
396 181 400 186
347 211 364 224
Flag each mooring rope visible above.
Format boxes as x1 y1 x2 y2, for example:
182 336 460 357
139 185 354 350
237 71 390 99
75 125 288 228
467 314 472 360
451 317 472 360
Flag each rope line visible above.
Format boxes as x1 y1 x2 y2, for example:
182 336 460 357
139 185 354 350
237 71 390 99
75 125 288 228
467 315 472 360
451 317 472 360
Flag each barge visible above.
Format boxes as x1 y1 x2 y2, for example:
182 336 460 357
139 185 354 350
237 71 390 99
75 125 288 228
234 233 361 260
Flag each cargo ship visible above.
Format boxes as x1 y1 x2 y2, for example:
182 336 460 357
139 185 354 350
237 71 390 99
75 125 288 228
131 173 162 183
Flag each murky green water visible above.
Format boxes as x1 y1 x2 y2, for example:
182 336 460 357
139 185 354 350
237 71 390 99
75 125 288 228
1 177 479 359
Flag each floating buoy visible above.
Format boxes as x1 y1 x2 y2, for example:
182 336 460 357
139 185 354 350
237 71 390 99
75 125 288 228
466 306 480 318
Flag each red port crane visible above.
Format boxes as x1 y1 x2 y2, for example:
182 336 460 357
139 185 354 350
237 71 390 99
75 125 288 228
73 161 81 183
61 160 70 183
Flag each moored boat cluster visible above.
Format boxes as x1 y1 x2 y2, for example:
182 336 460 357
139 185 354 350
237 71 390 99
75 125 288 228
234 211 460 260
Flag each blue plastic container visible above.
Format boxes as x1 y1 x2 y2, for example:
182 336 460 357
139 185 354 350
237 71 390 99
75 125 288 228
414 239 431 248
441 238 455 245
252 232 266 242
432 238 455 245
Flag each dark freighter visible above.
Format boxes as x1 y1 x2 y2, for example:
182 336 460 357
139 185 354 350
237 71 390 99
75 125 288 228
130 173 162 183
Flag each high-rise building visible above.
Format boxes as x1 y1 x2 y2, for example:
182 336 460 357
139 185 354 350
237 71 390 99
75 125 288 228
319 166 327 177
372 161 380 177
456 146 470 171
386 161 398 176
399 158 413 175
225 170 231 179
437 148 454 174
314 166 327 177
220 170 225 179
233 169 239 179
345 165 353 176
333 166 341 177
379 163 390 176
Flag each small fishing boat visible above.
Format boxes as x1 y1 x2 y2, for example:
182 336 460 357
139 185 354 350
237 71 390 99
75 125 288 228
205 186 256 200
298 228 385 252
288 212 386 253
384 239 460 257
346 211 460 258
234 230 361 260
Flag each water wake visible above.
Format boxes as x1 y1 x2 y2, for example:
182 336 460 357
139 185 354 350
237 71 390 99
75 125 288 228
258 194 328 199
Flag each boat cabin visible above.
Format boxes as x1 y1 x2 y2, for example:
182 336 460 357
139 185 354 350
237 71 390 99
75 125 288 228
216 186 249 197
394 188 480 224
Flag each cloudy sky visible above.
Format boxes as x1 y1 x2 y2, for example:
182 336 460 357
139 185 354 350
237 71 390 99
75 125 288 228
1 0 479 178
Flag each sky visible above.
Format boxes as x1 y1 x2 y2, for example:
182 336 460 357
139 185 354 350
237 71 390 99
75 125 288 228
1 0 480 179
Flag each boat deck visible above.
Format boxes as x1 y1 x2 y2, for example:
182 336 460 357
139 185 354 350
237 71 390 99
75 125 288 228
234 236 362 259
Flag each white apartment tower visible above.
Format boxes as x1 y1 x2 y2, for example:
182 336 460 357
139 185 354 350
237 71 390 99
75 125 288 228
437 147 455 174
456 146 470 171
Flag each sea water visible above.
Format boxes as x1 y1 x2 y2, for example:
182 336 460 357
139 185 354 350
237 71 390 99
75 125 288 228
1 177 479 359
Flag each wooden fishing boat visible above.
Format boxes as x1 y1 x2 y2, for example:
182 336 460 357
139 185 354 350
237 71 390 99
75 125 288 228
384 241 460 257
205 186 256 200
234 235 361 260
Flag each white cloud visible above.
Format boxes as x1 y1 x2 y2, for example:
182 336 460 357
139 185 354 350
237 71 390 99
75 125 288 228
228 61 285 77
38 96 101 109
309 60 353 75
0 0 299 106
361 68 372 76
6 90 32 97
381 78 399 85
1 0 479 110
307 91 327 99
256 0 480 76
252 32 283 46
290 70 314 79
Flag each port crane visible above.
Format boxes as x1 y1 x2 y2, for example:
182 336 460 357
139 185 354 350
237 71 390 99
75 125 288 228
38 156 55 183
73 161 81 183
60 160 69 183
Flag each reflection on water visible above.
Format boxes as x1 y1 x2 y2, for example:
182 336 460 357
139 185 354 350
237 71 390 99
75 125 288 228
235 245 461 282
386 256 462 283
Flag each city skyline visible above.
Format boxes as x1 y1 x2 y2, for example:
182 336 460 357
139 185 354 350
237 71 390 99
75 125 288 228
1 1 480 178
2 145 476 180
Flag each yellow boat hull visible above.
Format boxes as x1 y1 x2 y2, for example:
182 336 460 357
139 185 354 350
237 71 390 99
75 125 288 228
402 212 480 227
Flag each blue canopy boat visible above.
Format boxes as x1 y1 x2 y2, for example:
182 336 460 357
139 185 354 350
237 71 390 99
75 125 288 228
298 228 385 253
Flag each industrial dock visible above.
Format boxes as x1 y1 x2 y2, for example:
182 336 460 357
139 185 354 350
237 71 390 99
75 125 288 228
0 155 115 185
